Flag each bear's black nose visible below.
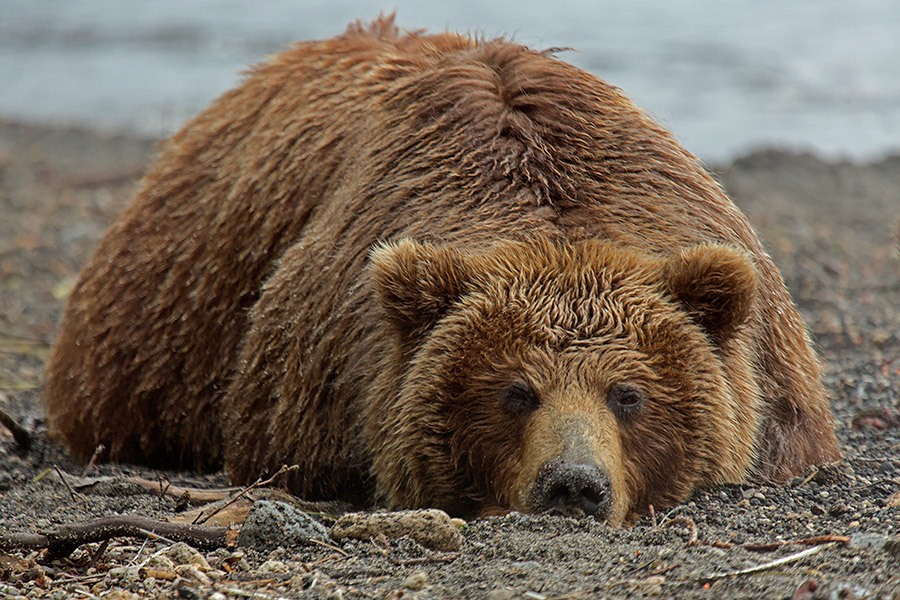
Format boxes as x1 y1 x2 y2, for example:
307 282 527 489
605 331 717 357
533 461 612 518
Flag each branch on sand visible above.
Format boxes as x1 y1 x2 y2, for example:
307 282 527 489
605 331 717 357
0 405 31 450
0 514 235 558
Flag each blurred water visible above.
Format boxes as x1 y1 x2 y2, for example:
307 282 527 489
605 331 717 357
1 0 898 161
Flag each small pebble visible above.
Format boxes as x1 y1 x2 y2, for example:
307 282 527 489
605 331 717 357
145 555 175 571
259 560 289 574
166 542 208 569
403 571 428 590
108 566 141 583
224 551 251 571
175 564 212 586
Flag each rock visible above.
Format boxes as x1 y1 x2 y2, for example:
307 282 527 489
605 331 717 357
849 532 887 550
828 501 848 516
237 500 330 551
258 560 289 574
165 542 210 570
485 590 516 600
330 509 463 551
885 490 900 508
174 565 211 586
403 571 428 590
848 532 900 561
0 585 22 598
223 551 251 572
144 555 175 571
104 591 139 600
884 539 900 562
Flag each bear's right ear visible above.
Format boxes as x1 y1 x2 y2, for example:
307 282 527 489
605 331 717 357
661 243 758 345
370 238 475 337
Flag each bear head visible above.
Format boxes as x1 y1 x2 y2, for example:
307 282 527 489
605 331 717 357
367 237 761 524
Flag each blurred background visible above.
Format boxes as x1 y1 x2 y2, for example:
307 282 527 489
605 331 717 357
1 0 898 162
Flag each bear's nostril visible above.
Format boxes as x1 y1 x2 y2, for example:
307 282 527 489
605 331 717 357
534 461 612 518
580 486 603 513
548 485 570 508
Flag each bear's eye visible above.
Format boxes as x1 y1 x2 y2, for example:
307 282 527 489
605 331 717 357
500 381 539 416
607 383 645 418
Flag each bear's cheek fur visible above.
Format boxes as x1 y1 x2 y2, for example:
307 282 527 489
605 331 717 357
614 397 707 518
366 314 520 517
444 386 531 509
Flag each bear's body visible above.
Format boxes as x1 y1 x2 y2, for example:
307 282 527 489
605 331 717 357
43 18 838 522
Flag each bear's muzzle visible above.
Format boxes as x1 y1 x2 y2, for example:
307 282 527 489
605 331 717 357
532 460 612 519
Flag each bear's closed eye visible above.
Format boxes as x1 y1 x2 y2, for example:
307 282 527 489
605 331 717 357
500 381 540 416
607 383 645 419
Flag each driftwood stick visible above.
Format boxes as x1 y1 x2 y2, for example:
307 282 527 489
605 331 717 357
0 406 31 450
0 514 231 558
122 476 241 505
71 474 242 505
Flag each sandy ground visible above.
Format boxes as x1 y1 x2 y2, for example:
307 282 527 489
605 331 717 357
0 120 898 599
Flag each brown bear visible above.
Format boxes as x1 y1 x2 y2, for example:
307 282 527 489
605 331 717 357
42 16 839 523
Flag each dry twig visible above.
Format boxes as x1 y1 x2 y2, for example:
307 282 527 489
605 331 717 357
54 465 78 502
660 515 698 545
82 444 106 477
193 464 299 525
307 538 349 557
702 542 836 580
794 466 819 488
0 405 31 449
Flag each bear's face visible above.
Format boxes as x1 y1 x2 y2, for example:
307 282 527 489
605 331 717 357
369 238 761 523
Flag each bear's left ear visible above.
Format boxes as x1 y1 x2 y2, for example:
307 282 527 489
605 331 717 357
370 238 475 338
661 244 758 344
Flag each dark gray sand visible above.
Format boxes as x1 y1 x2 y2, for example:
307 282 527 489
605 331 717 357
1 121 898 599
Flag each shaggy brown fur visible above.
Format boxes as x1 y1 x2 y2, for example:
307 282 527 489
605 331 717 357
43 17 839 521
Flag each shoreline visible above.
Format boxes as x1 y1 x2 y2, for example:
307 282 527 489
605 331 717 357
4 115 900 170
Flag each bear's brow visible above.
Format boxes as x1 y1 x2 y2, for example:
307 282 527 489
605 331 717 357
491 286 655 346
